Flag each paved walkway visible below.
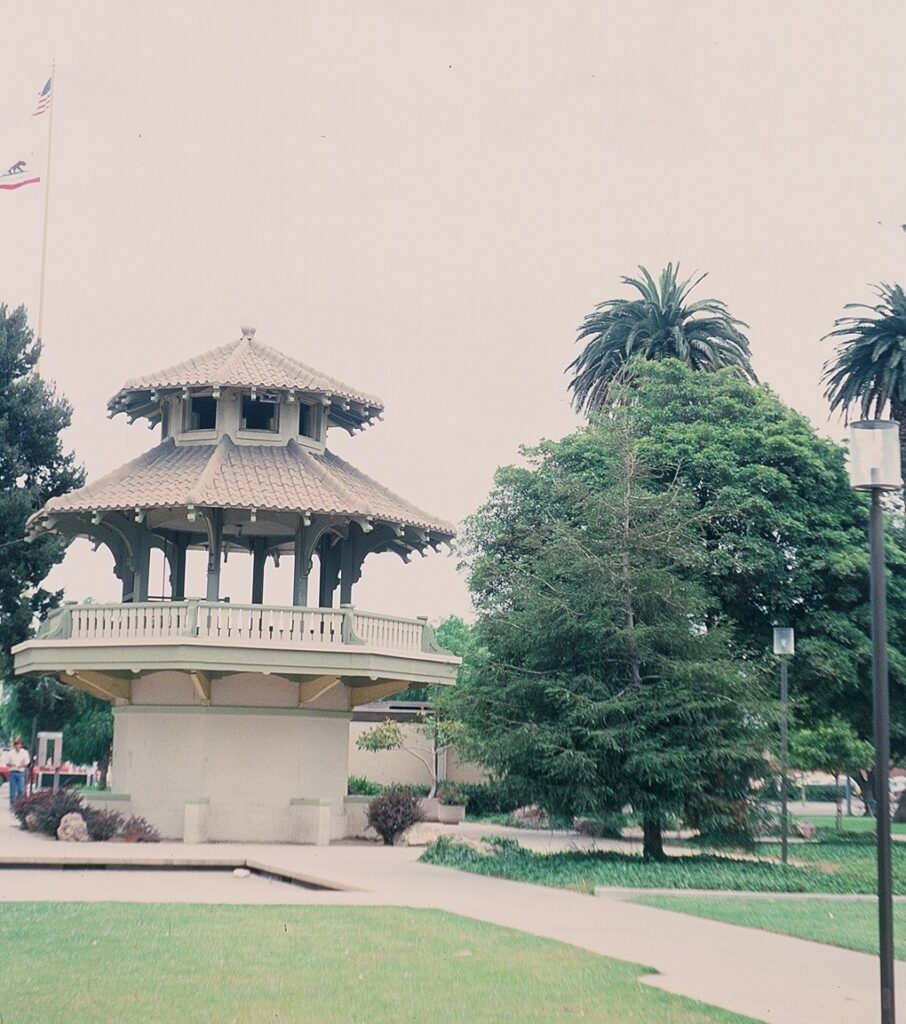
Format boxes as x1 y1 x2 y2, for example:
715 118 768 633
0 814 901 1024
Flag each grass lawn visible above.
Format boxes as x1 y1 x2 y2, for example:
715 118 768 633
631 894 906 960
797 814 906 835
421 833 906 895
4 903 756 1024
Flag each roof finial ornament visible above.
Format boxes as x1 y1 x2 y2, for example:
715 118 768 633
240 319 257 339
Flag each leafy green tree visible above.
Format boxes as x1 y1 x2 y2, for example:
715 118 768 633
433 616 471 659
609 359 906 746
355 716 464 798
823 282 906 495
790 719 874 831
455 407 768 859
1 685 113 786
0 304 83 678
0 304 86 770
567 264 756 413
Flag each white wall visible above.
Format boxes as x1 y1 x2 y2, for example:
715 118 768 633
348 721 487 787
113 705 350 841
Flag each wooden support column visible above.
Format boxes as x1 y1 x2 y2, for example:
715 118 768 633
292 521 309 607
251 536 267 605
339 537 355 605
318 535 340 608
169 535 189 600
347 681 409 708
132 532 151 603
61 671 132 704
190 670 211 705
205 509 224 601
298 675 341 707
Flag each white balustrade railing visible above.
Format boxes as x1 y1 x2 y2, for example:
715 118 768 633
196 604 347 646
43 601 437 656
69 602 190 641
353 611 425 653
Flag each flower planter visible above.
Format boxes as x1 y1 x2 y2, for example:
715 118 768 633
436 803 465 825
418 797 440 822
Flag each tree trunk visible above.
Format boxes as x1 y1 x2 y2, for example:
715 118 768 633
97 746 111 791
835 772 843 833
642 817 665 860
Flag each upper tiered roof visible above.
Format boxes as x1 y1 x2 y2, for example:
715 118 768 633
108 330 384 433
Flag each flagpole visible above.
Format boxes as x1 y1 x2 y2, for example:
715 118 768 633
36 60 55 350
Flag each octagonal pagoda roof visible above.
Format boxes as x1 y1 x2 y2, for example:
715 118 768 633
108 333 384 431
33 436 454 539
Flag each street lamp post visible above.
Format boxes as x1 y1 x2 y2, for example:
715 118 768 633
849 418 900 1024
773 626 795 866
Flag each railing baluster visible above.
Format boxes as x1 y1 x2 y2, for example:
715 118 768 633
56 600 439 655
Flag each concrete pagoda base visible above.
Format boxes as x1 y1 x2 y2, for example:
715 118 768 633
109 702 351 842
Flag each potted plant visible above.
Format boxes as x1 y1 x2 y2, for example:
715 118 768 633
436 782 467 825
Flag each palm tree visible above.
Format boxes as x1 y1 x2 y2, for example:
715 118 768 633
567 264 756 414
823 282 906 495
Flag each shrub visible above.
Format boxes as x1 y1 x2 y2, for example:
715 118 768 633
348 775 383 796
573 812 627 838
83 807 123 841
391 782 430 798
118 816 161 843
436 782 469 807
367 787 422 845
457 781 521 817
11 790 160 842
801 783 845 802
12 789 84 837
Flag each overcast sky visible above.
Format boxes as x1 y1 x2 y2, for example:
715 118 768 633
1 2 904 621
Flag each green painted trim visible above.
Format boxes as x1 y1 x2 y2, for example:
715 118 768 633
113 704 351 719
343 795 373 804
84 793 131 802
13 639 460 683
184 797 210 805
289 798 331 806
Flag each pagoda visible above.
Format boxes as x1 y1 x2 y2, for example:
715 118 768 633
13 327 459 843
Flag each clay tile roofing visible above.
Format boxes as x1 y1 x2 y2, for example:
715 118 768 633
39 437 455 537
108 336 384 411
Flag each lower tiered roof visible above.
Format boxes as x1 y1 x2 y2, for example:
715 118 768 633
29 436 454 539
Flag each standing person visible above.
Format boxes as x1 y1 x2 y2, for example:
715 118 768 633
6 737 30 808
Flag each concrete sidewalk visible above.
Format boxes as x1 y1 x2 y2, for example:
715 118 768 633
0 813 900 1024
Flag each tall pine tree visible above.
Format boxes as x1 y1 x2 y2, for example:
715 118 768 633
455 407 768 859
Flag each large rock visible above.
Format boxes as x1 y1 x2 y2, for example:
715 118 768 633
512 805 549 828
396 822 448 847
790 820 817 840
57 812 89 843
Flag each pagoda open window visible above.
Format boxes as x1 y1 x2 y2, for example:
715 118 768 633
241 393 279 432
185 395 217 432
298 402 317 440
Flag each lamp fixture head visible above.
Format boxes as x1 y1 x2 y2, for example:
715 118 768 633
773 626 795 657
848 420 903 491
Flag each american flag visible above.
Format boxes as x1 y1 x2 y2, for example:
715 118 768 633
32 77 52 117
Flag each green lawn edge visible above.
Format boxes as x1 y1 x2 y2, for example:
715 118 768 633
0 903 757 1024
419 834 906 895
631 894 906 960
